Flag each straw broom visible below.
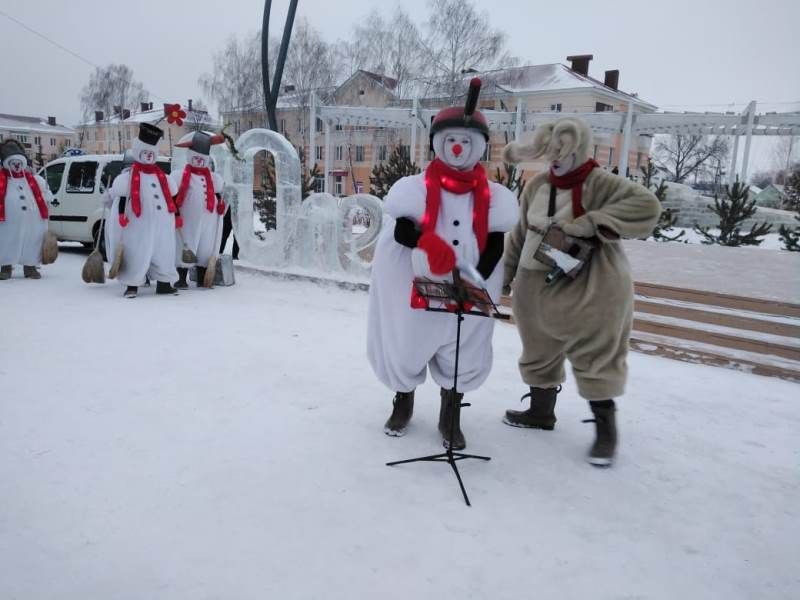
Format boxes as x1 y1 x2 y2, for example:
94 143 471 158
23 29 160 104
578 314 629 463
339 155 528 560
41 231 59 265
81 218 106 284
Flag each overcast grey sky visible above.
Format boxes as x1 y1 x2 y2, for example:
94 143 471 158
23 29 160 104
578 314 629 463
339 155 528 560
1 0 798 173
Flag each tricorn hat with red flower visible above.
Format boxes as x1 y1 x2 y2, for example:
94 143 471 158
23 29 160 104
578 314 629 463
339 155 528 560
175 131 226 156
429 78 490 143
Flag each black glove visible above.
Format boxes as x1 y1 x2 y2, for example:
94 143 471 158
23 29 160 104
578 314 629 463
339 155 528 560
394 217 421 249
476 232 505 280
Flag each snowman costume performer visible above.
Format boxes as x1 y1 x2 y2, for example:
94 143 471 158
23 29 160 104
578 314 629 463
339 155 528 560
502 117 660 466
107 123 180 298
0 140 51 280
367 79 518 450
170 131 226 289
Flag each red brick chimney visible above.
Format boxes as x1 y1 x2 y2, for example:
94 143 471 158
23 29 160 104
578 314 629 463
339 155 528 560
604 70 620 90
566 54 593 76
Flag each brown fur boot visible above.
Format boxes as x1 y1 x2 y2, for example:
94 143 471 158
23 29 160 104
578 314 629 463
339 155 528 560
0 265 12 280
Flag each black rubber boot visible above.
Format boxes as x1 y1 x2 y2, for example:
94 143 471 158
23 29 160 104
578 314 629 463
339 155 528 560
176 267 189 289
384 391 415 436
23 265 41 279
0 265 12 280
503 386 559 429
438 388 466 451
124 286 138 298
156 281 179 295
196 266 207 288
584 400 617 468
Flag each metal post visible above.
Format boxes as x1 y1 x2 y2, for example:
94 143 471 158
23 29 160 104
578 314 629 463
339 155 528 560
741 101 756 182
728 130 740 185
618 101 634 177
324 119 331 194
410 98 418 166
515 98 524 141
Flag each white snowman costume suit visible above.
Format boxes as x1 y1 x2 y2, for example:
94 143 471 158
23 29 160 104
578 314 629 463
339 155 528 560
106 125 179 288
0 141 50 270
170 132 226 270
367 82 518 394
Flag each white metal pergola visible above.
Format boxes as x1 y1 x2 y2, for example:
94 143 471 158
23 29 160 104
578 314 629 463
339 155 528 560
309 94 800 191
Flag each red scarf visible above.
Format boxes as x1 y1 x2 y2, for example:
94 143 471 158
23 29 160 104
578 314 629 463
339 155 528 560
548 159 599 219
175 165 215 212
423 158 490 252
0 169 49 222
130 162 175 218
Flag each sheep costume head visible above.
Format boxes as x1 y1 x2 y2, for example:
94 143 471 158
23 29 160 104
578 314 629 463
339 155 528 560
503 117 593 176
430 78 490 171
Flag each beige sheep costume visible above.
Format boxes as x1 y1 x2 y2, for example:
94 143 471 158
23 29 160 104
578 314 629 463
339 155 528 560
502 117 660 466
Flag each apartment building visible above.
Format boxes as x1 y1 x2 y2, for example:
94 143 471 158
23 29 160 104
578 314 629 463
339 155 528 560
222 55 658 197
0 113 77 166
75 101 219 157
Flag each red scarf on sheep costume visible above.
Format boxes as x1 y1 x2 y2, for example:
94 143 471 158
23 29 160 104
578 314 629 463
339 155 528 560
421 158 490 252
0 169 49 222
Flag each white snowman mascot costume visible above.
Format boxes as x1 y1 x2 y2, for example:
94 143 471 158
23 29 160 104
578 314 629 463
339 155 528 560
170 131 226 289
0 140 51 280
367 78 518 450
107 123 180 298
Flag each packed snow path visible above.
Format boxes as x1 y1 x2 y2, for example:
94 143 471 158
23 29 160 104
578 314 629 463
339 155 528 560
1 250 798 600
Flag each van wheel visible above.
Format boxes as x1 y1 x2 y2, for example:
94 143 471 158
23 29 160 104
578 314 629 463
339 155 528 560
92 222 108 261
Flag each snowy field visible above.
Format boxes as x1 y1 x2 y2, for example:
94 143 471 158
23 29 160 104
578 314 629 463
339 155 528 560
651 227 786 250
1 249 798 600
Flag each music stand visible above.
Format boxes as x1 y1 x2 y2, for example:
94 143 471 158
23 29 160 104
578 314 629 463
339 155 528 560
386 269 511 506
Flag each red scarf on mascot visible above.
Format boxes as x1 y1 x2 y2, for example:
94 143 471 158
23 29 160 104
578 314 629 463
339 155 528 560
0 169 49 222
129 162 175 218
548 159 600 218
422 158 489 252
175 165 215 212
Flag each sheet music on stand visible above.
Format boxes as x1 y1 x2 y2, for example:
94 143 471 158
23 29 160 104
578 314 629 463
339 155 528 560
412 276 510 320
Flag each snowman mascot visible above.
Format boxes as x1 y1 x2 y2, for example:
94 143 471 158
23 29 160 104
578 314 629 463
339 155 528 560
107 123 180 298
170 131 226 288
367 78 518 450
0 140 51 280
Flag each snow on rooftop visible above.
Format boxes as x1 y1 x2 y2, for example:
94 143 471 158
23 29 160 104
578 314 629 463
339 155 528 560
79 109 220 128
0 113 75 135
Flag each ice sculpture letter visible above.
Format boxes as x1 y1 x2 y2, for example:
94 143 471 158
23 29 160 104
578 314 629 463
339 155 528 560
212 128 383 276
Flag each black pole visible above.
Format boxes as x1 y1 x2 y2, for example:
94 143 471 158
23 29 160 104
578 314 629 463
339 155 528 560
261 0 299 131
261 0 273 129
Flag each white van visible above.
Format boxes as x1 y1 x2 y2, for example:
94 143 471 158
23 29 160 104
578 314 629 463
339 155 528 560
39 153 171 249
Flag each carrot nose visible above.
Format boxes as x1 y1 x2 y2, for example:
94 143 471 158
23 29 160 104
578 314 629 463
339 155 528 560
452 144 463 157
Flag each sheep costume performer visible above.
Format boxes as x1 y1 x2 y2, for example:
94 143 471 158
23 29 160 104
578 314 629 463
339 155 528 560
367 78 518 450
107 123 180 298
502 117 660 467
0 140 51 280
170 131 226 289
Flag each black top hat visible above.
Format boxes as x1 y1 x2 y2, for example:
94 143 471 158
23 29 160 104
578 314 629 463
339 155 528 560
0 139 28 163
138 123 164 146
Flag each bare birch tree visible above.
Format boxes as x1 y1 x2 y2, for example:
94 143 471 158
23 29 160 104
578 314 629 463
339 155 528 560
79 64 149 121
421 0 517 101
654 135 730 183
199 32 273 113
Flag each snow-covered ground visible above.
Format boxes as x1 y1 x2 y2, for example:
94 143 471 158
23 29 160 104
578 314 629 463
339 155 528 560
1 250 798 600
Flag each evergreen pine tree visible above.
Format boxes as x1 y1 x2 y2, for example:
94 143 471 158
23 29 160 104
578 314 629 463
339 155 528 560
694 178 772 246
370 146 421 199
641 159 684 242
494 162 525 201
778 169 800 251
